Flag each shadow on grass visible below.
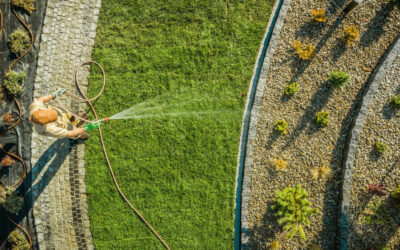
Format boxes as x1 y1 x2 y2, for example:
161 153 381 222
360 2 395 48
0 138 82 246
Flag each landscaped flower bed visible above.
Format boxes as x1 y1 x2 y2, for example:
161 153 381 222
247 0 400 249
349 50 400 249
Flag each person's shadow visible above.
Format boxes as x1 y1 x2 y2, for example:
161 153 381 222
0 138 82 248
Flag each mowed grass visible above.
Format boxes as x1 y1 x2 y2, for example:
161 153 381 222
85 0 274 249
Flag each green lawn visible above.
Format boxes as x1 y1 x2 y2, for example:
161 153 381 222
85 0 274 249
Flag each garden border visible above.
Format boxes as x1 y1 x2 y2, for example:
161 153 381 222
339 34 400 250
233 0 291 248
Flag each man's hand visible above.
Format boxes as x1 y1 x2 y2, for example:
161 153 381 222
84 120 102 132
52 88 66 99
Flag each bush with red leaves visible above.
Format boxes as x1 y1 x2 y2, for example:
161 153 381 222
367 184 387 196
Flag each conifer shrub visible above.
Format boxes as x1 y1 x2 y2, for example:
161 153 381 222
272 185 319 241
8 29 30 56
311 9 327 23
391 184 400 202
314 111 329 127
274 120 288 135
389 94 400 109
328 71 350 88
7 229 30 250
273 159 287 171
374 142 387 154
284 82 298 96
13 0 35 14
3 71 25 96
293 40 315 60
0 187 24 214
270 240 280 250
343 25 359 45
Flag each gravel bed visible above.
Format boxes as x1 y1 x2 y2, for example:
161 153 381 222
247 0 400 249
348 48 400 249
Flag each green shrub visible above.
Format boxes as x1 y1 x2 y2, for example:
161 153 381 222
13 0 35 14
328 71 350 88
274 120 288 135
314 111 329 127
3 71 26 96
374 142 387 154
7 229 30 250
389 94 400 109
8 29 30 56
284 82 298 96
0 187 24 214
272 185 319 241
392 184 400 202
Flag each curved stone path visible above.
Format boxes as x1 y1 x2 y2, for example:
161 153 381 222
29 0 101 249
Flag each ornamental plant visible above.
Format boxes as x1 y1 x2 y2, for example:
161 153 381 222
311 9 327 23
274 120 288 135
1 155 15 167
270 240 280 250
2 113 13 124
314 111 329 127
328 71 350 88
3 71 26 96
273 159 287 171
284 82 298 96
391 184 400 202
374 142 388 154
293 40 315 60
367 184 387 197
0 187 24 214
8 29 30 56
7 229 30 250
13 0 35 14
389 94 400 109
343 25 359 45
272 185 318 241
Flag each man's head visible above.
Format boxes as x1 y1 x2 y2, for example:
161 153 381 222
31 109 58 125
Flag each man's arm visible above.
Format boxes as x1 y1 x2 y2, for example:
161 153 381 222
66 127 86 138
36 95 54 103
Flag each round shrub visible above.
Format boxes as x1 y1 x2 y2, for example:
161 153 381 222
343 25 359 45
374 142 387 154
293 40 315 60
284 82 298 96
311 9 327 23
3 71 26 96
314 111 329 127
328 71 350 88
274 120 288 135
7 229 30 250
389 94 400 109
8 29 30 56
14 0 36 13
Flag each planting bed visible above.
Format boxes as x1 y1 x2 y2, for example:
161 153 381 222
246 0 400 249
348 44 400 249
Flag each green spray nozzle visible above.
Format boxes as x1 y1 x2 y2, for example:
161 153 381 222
84 118 109 132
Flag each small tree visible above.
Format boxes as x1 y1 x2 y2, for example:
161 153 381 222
272 185 319 241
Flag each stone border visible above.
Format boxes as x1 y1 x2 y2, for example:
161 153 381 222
233 0 291 248
339 34 400 250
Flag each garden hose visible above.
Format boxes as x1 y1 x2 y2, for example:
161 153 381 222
0 0 34 248
56 61 171 250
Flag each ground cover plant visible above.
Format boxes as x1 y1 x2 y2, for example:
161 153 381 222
85 0 274 248
328 71 350 88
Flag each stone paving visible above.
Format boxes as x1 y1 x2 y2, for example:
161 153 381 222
29 0 101 249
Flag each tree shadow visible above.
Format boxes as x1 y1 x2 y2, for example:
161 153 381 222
330 38 347 62
283 80 333 148
295 21 326 39
360 2 394 48
289 13 346 85
0 138 83 246
247 200 282 249
382 85 400 120
327 0 347 15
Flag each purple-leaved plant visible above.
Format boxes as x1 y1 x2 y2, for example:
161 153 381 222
367 184 387 197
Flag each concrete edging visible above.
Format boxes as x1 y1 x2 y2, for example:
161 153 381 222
233 0 291 248
339 34 400 250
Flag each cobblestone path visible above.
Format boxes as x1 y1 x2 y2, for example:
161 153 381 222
30 0 101 249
